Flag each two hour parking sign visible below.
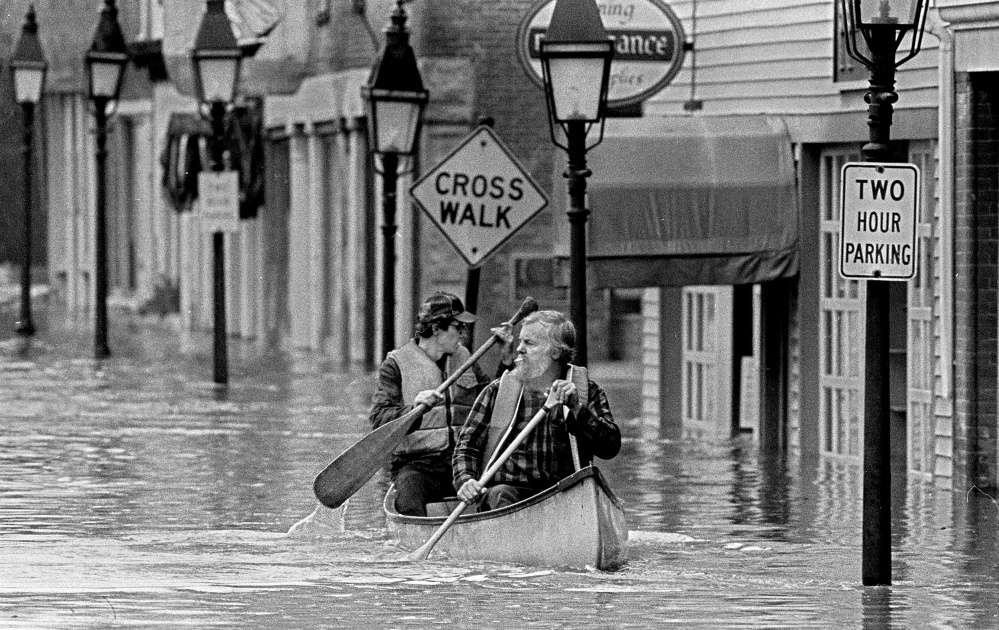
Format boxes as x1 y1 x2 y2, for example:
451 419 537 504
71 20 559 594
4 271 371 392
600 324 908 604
839 162 920 280
410 126 549 268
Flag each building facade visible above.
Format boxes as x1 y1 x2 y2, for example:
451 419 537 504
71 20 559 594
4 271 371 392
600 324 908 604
4 0 996 493
637 0 953 491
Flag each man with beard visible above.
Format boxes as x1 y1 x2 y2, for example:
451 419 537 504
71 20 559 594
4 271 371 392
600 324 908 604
452 310 620 511
370 291 514 516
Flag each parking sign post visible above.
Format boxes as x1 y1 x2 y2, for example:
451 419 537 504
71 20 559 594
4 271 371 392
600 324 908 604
840 159 921 584
837 0 930 585
839 163 919 281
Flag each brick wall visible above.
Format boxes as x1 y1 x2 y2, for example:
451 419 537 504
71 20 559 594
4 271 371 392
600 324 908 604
953 72 999 492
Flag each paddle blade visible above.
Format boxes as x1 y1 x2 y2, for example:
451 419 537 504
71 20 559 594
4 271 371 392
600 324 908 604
313 412 420 508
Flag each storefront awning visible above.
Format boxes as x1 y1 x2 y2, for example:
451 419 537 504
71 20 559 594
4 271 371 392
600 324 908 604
583 115 799 287
160 105 265 218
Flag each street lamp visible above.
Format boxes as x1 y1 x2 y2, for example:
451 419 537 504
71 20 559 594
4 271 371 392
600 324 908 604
9 6 47 337
843 0 928 162
840 0 928 587
362 0 429 358
539 0 613 367
85 0 129 359
192 0 243 385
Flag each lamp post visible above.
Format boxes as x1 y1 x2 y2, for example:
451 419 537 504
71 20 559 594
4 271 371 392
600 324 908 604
539 0 613 367
362 0 429 358
9 6 47 337
840 0 928 587
85 0 129 359
192 0 243 385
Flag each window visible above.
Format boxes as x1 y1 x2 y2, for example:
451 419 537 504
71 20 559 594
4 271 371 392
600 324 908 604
905 143 937 478
833 2 871 84
513 257 567 301
139 0 165 41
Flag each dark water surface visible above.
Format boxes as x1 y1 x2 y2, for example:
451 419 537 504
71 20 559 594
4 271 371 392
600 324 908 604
1 304 997 628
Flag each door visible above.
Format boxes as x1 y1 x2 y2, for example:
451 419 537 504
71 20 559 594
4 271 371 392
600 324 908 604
905 144 936 479
681 286 733 440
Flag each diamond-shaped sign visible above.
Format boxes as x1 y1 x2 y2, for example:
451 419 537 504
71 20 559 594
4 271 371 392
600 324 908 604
411 126 549 268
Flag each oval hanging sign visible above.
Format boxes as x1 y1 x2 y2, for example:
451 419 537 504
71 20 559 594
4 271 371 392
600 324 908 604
516 0 687 108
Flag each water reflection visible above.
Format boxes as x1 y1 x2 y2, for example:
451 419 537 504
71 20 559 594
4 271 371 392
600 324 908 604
956 487 999 629
729 445 794 538
1 305 998 627
861 586 892 630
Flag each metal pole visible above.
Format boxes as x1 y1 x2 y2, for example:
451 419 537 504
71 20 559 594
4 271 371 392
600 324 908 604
464 266 480 351
210 102 228 385
94 99 111 359
16 102 36 336
381 152 399 358
861 29 897 587
565 120 590 366
463 116 492 351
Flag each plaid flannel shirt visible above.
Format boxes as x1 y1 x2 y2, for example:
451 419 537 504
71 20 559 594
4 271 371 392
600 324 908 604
452 378 619 491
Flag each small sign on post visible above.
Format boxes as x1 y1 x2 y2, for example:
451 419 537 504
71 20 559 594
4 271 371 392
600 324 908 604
410 126 549 268
198 171 240 233
839 162 920 280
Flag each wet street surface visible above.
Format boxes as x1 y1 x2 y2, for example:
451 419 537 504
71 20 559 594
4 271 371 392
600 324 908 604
1 298 997 628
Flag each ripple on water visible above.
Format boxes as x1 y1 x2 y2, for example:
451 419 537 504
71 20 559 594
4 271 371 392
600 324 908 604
2 310 999 628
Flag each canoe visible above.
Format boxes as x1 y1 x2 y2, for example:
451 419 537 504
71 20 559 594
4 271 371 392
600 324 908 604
384 466 628 570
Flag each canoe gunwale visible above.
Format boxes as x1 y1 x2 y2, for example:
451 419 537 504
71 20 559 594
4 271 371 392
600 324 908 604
384 466 622 525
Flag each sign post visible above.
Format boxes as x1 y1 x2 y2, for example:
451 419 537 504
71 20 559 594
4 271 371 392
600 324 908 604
411 126 549 268
198 171 240 234
198 170 239 385
411 125 549 349
839 162 919 280
840 160 920 586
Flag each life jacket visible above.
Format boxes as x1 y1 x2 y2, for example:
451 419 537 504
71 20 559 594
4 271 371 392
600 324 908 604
390 340 476 456
482 364 589 470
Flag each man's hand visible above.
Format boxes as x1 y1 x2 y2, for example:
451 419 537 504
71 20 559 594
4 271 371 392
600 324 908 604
457 478 483 503
413 389 444 409
548 379 581 413
491 322 514 344
491 323 516 365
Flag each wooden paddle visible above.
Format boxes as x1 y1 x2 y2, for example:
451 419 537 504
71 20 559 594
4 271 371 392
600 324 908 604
408 396 558 561
312 296 539 509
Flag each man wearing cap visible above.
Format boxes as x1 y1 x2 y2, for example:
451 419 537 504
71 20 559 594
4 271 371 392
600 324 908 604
369 291 514 516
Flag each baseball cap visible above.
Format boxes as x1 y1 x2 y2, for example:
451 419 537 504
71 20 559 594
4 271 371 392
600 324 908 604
417 291 477 325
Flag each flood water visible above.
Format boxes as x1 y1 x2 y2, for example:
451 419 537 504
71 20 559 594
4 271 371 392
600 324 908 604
1 301 997 629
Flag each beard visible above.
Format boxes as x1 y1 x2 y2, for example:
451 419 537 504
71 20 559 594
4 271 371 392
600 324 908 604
514 354 554 382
